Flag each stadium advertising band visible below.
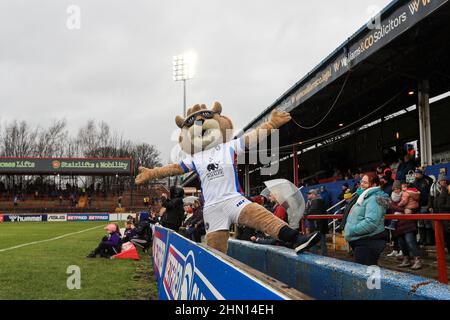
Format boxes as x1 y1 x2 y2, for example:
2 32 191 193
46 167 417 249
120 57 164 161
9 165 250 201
0 157 132 175
1 214 48 223
253 0 449 122
153 226 288 300
0 213 134 223
67 213 111 221
47 214 68 222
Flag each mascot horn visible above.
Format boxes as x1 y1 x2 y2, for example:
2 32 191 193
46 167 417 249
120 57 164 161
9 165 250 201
135 102 320 254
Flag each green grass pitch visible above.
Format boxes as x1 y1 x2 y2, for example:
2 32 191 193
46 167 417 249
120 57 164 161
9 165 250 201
0 221 158 300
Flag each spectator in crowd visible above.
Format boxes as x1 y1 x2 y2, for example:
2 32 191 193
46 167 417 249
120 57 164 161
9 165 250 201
386 180 406 231
184 199 205 243
344 174 390 266
320 185 332 210
413 168 434 245
13 195 18 207
149 210 160 224
161 186 185 232
86 223 122 258
126 214 136 225
394 183 422 269
262 194 275 213
380 168 394 196
183 205 194 224
431 173 450 254
304 189 327 255
338 183 350 202
269 193 288 224
337 182 367 233
396 152 417 182
122 221 137 243
143 196 150 207
385 180 404 257
130 219 153 251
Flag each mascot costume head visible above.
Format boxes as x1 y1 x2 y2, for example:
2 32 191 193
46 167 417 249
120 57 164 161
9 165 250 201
136 102 320 254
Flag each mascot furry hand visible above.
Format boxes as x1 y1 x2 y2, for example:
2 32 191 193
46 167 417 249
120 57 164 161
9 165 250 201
135 102 320 254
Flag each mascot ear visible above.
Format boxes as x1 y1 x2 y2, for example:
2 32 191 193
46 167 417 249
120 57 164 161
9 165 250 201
175 115 185 128
212 101 222 115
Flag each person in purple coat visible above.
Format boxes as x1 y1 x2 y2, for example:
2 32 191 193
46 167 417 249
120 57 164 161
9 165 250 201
87 224 122 258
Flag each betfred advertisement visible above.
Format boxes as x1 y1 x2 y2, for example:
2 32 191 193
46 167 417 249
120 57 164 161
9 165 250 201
4 214 47 223
47 214 67 222
67 213 109 221
152 228 168 282
154 226 287 300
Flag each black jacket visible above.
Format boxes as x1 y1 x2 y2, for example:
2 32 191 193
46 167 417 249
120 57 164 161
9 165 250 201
337 194 358 232
161 197 184 230
413 175 433 207
305 197 328 234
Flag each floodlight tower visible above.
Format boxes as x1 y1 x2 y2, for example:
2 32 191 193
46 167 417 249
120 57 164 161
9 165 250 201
173 52 196 117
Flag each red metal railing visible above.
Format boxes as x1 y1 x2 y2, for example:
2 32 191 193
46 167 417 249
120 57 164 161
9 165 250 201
305 213 450 284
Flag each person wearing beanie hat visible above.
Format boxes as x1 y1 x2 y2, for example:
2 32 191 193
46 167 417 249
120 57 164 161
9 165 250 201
393 180 402 190
338 183 350 203
87 224 122 258
386 181 404 232
343 191 353 201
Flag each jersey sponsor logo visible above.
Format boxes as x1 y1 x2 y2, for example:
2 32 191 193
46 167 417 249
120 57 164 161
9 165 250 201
206 162 219 172
205 160 224 180
236 199 246 208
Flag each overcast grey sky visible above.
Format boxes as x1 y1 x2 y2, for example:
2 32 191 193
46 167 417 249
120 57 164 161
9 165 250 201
0 0 391 163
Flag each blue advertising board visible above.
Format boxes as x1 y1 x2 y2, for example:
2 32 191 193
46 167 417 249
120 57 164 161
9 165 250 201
152 226 288 300
66 213 110 221
152 227 169 283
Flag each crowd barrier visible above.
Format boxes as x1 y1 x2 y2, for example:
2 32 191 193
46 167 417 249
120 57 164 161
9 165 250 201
0 212 141 223
307 214 450 284
228 239 450 300
152 225 310 300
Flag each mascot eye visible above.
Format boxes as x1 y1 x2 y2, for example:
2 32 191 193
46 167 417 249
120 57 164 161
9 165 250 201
183 111 216 127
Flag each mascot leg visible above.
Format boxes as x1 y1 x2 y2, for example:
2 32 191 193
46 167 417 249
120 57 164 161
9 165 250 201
238 203 286 238
206 230 230 254
238 203 321 253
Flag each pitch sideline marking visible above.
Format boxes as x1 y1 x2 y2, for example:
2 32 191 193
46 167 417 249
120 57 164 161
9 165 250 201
0 225 104 253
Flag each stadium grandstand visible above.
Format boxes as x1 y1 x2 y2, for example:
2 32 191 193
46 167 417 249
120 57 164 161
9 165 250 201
180 0 450 284
182 0 450 199
0 157 168 213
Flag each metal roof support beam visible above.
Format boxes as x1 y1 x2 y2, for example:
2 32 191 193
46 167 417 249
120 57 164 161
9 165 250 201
244 164 250 197
418 79 433 167
293 145 299 187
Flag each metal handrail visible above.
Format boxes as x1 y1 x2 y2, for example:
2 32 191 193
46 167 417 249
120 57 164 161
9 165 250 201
304 213 450 284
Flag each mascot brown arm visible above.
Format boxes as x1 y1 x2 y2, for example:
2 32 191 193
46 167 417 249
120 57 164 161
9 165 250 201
135 163 187 185
243 109 291 149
